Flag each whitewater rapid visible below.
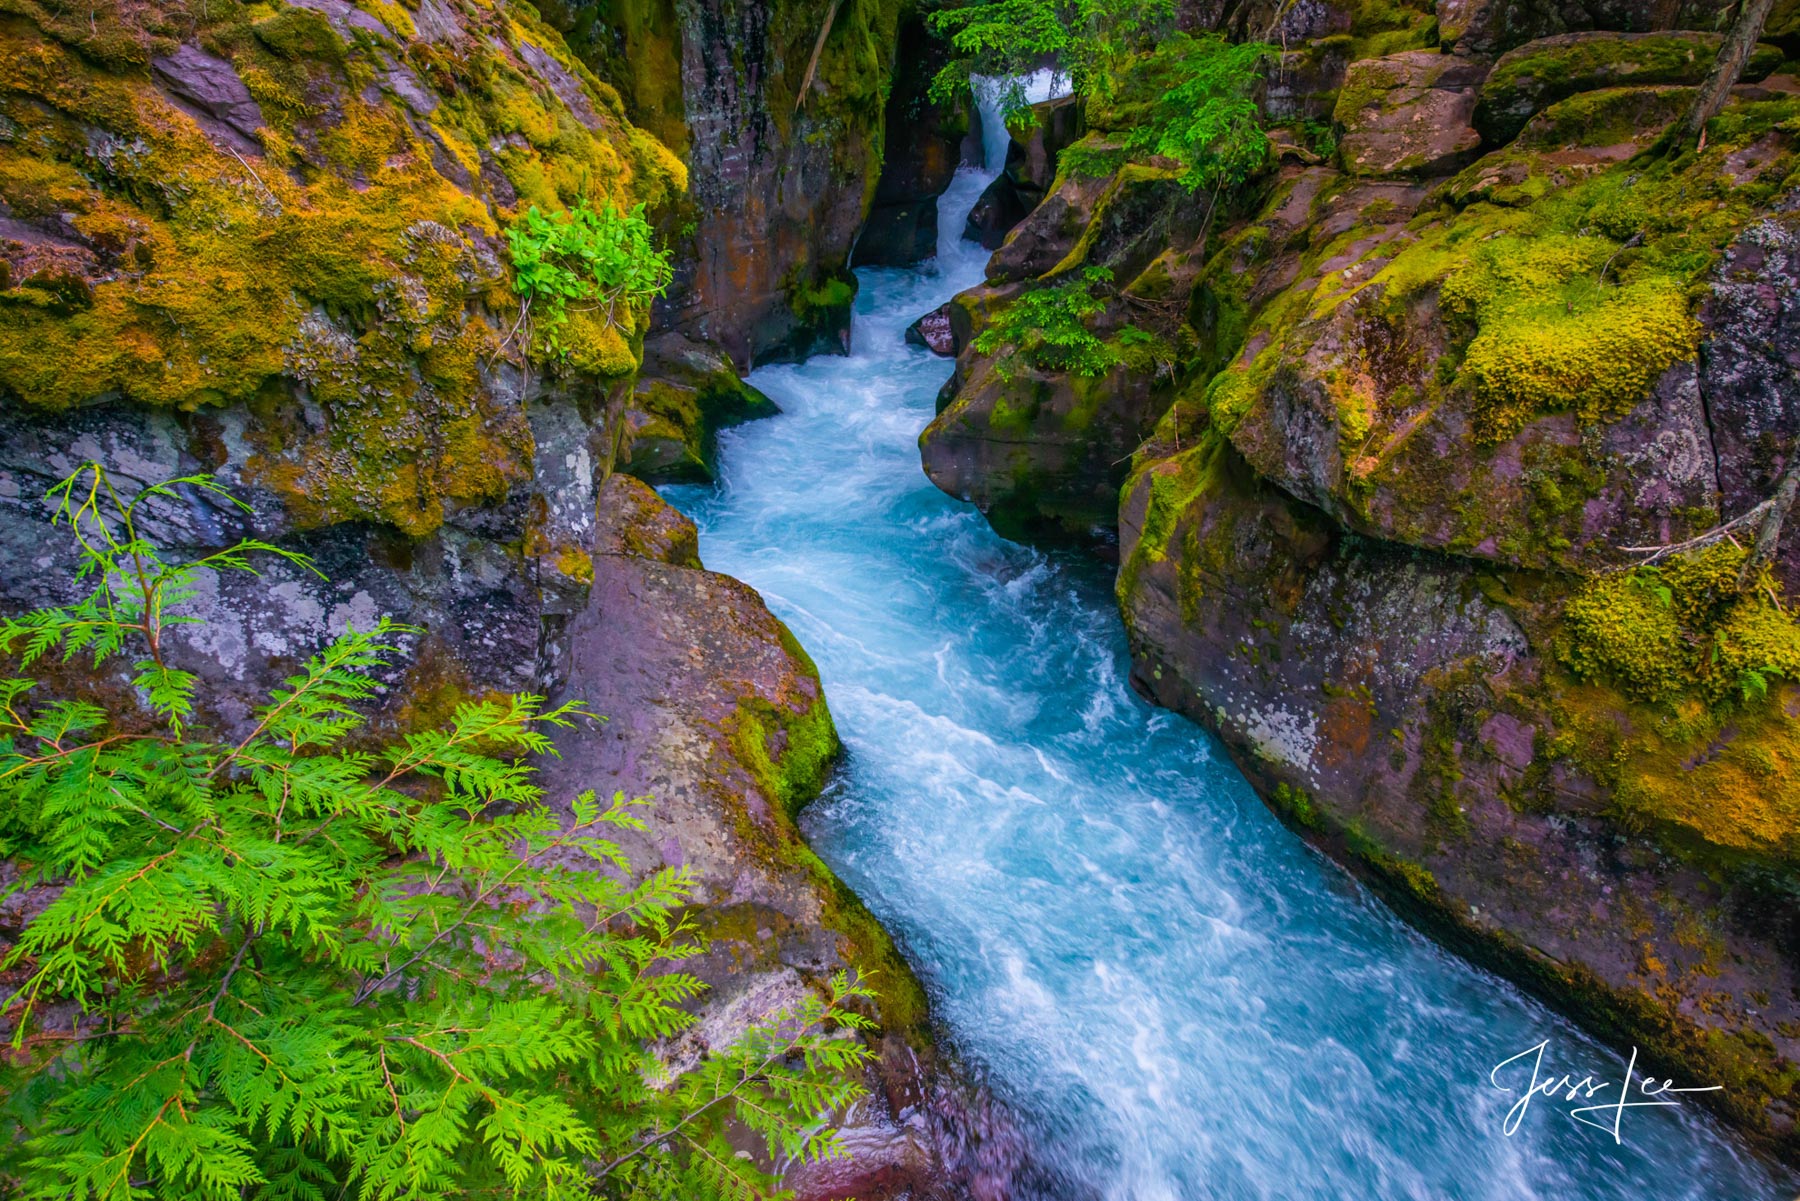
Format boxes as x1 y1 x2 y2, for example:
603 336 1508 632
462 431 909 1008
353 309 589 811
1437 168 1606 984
662 84 1788 1201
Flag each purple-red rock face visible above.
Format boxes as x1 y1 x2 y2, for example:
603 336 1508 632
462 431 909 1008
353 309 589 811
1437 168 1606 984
564 0 900 368
1115 431 1800 1156
1700 209 1800 592
149 44 266 152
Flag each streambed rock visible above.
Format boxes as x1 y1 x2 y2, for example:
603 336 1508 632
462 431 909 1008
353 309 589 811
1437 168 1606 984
905 303 959 356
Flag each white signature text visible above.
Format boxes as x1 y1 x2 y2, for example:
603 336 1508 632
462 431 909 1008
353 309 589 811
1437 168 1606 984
1489 1041 1722 1143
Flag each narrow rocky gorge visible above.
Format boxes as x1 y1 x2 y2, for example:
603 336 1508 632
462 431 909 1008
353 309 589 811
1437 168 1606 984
3 0 1799 1187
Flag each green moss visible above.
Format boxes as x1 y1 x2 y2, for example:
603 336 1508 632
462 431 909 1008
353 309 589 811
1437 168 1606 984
1438 232 1697 443
1557 544 1800 708
0 4 685 537
253 7 346 61
727 689 839 820
789 273 857 323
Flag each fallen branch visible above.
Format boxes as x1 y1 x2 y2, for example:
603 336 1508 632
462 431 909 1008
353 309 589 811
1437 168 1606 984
1738 453 1800 589
795 0 845 114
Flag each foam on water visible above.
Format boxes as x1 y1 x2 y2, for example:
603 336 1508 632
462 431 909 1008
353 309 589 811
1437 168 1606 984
662 94 1790 1200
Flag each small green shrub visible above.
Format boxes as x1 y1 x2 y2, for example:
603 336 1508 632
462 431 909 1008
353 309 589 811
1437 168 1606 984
0 464 870 1200
506 200 671 362
974 266 1133 378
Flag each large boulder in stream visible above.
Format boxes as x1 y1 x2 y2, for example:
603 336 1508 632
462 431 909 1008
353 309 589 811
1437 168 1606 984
543 475 1021 1199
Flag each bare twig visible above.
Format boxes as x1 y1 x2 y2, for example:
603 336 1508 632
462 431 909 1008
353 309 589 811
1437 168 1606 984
1619 502 1770 565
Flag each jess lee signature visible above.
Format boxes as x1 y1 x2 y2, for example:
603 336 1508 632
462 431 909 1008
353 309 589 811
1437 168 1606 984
1490 1041 1722 1142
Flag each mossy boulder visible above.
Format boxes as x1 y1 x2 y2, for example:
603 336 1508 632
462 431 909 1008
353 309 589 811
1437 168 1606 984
1333 51 1487 177
1443 86 1692 206
1439 0 1741 57
618 331 779 483
1474 31 1784 144
1200 85 1800 573
592 470 702 566
0 0 683 537
0 0 688 711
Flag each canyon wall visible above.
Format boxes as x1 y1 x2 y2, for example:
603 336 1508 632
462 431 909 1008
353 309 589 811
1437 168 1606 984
921 0 1800 1159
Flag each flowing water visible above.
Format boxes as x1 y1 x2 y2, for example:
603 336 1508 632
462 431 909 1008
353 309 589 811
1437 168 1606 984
662 86 1791 1201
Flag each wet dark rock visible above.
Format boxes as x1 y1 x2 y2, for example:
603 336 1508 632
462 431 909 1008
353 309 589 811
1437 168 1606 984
964 171 1033 249
905 303 958 356
922 354 1170 541
854 15 965 268
558 0 898 368
1009 93 1082 199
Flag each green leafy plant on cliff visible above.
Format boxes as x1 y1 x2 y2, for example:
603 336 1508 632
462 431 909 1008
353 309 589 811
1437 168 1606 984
927 0 1176 116
506 200 672 363
0 464 872 1200
1117 35 1273 192
974 266 1138 378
